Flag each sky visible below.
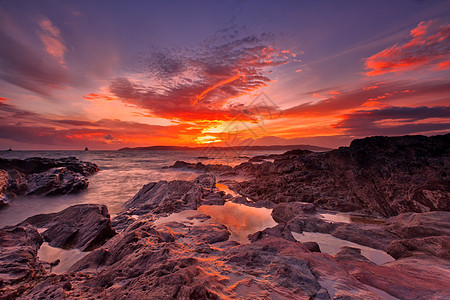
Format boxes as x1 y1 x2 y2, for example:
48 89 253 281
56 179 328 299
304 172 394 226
0 0 449 150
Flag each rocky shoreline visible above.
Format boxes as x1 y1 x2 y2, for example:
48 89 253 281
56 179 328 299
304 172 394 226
0 134 449 299
0 157 98 208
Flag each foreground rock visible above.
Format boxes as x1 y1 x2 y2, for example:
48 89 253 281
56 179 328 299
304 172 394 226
0 170 8 208
0 157 99 205
21 204 116 251
1 167 449 298
0 224 44 299
272 201 450 260
124 173 223 216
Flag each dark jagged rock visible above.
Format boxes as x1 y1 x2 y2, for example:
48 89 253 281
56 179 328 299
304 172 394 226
0 156 98 176
303 241 321 253
26 167 89 196
0 224 44 299
271 202 316 223
166 160 233 174
248 223 297 242
232 134 450 217
275 201 450 260
124 174 224 215
0 156 98 200
21 204 115 251
0 170 8 208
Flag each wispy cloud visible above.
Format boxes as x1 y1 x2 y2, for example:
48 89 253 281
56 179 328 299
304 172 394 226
0 15 69 96
283 80 450 117
333 106 450 136
107 33 296 123
0 102 203 148
364 20 450 76
38 17 67 66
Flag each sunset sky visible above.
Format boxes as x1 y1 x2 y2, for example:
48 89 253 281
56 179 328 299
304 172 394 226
0 0 449 150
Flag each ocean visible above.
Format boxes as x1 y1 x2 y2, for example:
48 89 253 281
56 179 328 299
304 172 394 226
0 149 283 227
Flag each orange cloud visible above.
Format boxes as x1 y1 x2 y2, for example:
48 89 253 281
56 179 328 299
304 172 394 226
435 60 450 70
328 90 340 95
0 97 7 101
83 93 118 101
363 85 378 90
109 36 295 125
364 20 450 76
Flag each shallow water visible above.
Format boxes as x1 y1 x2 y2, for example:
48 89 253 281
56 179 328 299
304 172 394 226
198 202 277 244
38 242 88 274
292 231 394 265
0 149 283 227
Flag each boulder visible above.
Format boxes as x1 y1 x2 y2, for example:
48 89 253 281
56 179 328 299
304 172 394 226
194 173 216 189
248 223 297 243
0 224 44 299
0 157 98 198
21 204 115 251
230 134 450 217
26 167 89 196
271 202 316 223
0 170 9 208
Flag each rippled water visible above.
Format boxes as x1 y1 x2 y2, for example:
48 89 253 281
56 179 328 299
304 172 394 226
0 149 282 227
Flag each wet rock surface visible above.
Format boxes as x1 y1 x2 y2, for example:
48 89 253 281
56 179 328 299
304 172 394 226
1 134 450 299
0 224 44 299
20 204 116 251
171 134 449 217
0 157 99 203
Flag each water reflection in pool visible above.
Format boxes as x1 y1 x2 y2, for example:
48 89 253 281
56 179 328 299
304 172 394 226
198 202 277 244
292 231 394 265
38 242 88 274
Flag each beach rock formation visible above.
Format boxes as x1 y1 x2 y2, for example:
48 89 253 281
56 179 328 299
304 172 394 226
124 173 223 215
229 134 450 217
0 170 8 208
0 157 99 202
0 173 449 299
21 204 115 251
0 224 44 299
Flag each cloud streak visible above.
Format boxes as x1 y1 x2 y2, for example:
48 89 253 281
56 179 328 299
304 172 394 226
333 106 450 136
108 34 295 123
364 20 450 76
283 80 450 117
0 14 69 96
39 17 67 66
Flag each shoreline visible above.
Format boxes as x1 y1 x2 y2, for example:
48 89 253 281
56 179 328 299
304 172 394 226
0 133 449 299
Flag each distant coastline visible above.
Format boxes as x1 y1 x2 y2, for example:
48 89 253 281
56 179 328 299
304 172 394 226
117 144 332 152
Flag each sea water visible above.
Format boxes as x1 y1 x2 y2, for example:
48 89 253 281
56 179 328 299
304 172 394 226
0 149 282 227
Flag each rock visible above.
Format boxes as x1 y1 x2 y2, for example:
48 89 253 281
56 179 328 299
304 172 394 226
337 254 450 299
303 242 321 253
334 246 373 263
166 160 233 174
383 211 450 259
0 156 98 198
26 167 89 195
271 202 316 223
125 175 227 215
385 211 450 239
0 224 44 298
21 204 115 251
125 180 202 214
0 156 98 176
190 223 230 244
230 134 450 217
248 223 297 243
202 192 225 206
194 173 216 189
0 170 9 208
